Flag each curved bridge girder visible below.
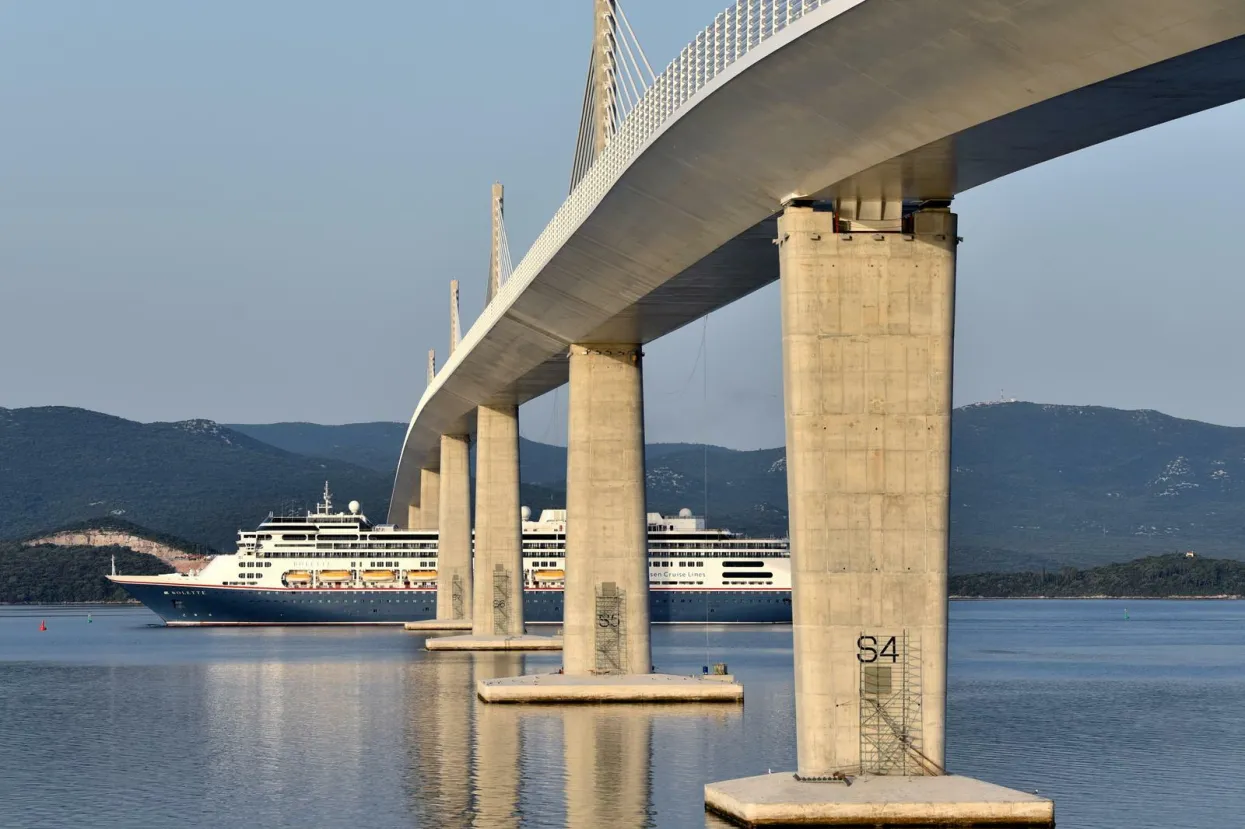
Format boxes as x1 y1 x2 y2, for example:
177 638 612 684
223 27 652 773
389 0 1245 522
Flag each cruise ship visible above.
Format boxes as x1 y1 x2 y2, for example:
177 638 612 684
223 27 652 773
109 484 791 626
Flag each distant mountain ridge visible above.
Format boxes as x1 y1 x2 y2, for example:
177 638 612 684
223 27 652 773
231 403 1245 570
0 406 389 550
5 402 1245 571
226 422 791 537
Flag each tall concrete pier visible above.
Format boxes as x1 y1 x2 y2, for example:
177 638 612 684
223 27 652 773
427 402 560 651
436 433 472 623
472 404 522 635
706 204 1050 825
477 343 739 701
418 468 440 530
784 203 955 777
563 344 650 676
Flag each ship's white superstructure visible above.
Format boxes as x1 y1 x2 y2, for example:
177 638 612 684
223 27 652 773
109 483 791 625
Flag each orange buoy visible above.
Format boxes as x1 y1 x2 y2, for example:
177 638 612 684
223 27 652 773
39 620 47 632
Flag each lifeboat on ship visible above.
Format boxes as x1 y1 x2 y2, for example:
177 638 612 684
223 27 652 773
533 569 565 582
362 569 397 582
284 571 311 584
318 570 352 582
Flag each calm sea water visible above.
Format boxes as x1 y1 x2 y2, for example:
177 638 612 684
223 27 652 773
0 601 1241 828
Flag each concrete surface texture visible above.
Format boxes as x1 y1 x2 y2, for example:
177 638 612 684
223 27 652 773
406 503 419 531
473 403 525 636
418 467 440 530
562 344 651 676
779 205 955 777
704 773 1054 826
477 672 743 703
425 635 563 652
436 434 472 622
389 1 1245 522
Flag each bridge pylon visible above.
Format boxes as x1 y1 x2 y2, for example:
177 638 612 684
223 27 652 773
569 0 654 191
424 188 560 653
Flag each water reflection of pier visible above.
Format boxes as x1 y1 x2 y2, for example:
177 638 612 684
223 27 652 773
404 650 741 827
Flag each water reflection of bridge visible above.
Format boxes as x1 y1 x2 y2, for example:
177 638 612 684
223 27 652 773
402 651 741 827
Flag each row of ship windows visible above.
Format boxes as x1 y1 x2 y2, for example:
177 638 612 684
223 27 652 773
246 554 776 564
256 539 742 552
652 542 787 550
265 535 776 542
254 540 783 552
213 595 432 603
250 556 779 565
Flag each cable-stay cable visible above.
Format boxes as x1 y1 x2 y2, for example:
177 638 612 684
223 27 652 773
701 314 711 665
567 0 654 192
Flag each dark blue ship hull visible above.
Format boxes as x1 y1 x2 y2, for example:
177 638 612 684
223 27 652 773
117 582 791 625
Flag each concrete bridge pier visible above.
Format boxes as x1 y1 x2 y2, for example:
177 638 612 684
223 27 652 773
419 468 440 530
406 502 420 531
479 344 739 702
437 434 472 623
563 344 650 676
404 469 445 630
705 204 1051 825
428 404 562 652
409 437 474 632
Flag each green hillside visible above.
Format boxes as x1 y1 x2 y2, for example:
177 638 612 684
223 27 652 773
225 421 408 474
9 403 1245 572
949 403 1245 566
0 543 173 603
0 407 390 550
234 403 1245 571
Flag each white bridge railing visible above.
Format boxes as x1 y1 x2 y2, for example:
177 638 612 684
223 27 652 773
416 0 833 435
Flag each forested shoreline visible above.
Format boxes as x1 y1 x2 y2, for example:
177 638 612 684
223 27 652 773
0 544 172 604
950 554 1245 598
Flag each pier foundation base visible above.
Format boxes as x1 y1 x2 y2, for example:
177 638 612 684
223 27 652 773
404 620 473 632
704 773 1053 827
426 634 563 651
477 672 742 703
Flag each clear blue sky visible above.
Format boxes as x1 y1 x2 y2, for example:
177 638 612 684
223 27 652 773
4 1 1245 449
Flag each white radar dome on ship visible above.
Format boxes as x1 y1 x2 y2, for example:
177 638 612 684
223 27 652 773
348 500 360 514
521 506 532 521
678 507 693 518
